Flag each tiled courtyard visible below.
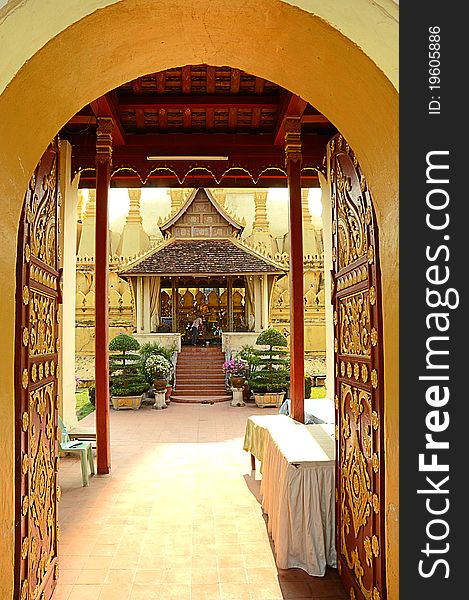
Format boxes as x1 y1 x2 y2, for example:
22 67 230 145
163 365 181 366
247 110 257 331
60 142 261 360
55 402 346 600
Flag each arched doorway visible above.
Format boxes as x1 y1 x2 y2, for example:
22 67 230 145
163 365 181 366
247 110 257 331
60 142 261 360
0 2 398 598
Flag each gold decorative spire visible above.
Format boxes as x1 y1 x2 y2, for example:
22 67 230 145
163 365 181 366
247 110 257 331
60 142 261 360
169 189 185 213
84 189 96 219
127 189 143 224
301 189 313 228
77 189 84 221
252 191 269 232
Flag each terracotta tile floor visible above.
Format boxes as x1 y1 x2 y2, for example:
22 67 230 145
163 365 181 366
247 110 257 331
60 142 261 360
55 402 346 600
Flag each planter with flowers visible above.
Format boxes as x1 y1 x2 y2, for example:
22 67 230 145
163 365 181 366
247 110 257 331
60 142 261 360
144 354 172 390
144 354 172 409
223 357 248 390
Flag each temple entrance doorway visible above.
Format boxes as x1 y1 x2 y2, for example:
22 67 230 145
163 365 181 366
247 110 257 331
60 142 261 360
11 58 393 600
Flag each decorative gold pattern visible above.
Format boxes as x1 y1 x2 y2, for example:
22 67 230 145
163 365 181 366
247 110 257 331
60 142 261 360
372 453 379 473
22 495 29 516
367 245 374 264
335 160 368 270
361 364 368 383
29 290 56 356
23 328 29 346
29 156 57 267
22 412 29 432
21 537 29 559
22 453 29 475
337 265 368 291
369 286 376 306
371 370 378 389
371 328 378 347
25 243 31 263
344 432 372 536
339 291 371 356
21 580 28 600
23 285 30 305
31 364 37 383
354 363 360 380
22 369 29 389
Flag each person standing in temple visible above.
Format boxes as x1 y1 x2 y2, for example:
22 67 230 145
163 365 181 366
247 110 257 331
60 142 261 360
191 316 203 345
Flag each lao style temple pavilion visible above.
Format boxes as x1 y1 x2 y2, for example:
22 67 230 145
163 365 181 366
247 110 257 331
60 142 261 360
120 188 285 342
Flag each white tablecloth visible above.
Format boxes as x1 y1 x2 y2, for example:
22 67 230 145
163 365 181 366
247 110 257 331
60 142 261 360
260 423 336 576
243 414 296 465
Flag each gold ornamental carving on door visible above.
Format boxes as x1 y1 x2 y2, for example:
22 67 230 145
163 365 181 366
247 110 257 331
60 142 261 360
330 135 386 600
15 141 61 600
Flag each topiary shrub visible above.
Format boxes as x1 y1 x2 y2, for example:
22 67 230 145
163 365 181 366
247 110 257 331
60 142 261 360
109 333 150 397
248 328 290 393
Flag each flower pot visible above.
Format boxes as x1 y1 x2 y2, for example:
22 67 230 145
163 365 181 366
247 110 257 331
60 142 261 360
165 385 172 402
111 395 142 410
153 378 167 391
253 392 285 408
230 376 245 389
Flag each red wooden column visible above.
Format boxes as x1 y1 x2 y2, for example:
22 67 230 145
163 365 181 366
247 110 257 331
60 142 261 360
285 117 304 423
95 117 113 474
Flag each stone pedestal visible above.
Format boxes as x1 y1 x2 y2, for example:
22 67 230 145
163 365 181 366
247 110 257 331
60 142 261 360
230 388 245 407
153 391 168 410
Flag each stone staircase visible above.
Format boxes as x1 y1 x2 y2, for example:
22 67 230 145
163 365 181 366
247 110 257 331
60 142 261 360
171 346 231 403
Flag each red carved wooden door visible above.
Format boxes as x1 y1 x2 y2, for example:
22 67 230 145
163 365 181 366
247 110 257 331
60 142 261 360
15 141 61 600
330 135 386 600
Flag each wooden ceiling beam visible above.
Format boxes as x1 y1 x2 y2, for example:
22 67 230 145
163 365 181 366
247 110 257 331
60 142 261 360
230 69 241 94
228 107 238 130
183 107 192 129
90 94 126 145
68 115 97 125
301 114 330 124
132 78 143 94
135 109 145 131
158 108 168 131
273 92 308 146
206 107 215 130
117 94 279 109
254 77 265 94
251 107 261 130
156 72 166 94
182 66 191 94
207 66 216 93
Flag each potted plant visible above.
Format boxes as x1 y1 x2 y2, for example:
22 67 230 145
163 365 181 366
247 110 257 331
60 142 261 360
248 327 290 408
109 333 150 410
139 342 175 402
144 354 172 391
223 357 248 389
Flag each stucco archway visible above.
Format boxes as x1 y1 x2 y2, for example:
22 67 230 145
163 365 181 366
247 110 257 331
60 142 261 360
0 1 398 597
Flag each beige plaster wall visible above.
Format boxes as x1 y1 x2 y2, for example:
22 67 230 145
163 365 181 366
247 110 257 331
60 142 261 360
0 1 398 597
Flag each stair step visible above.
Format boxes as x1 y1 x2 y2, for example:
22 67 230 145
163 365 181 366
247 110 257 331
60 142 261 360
170 395 231 404
173 389 226 396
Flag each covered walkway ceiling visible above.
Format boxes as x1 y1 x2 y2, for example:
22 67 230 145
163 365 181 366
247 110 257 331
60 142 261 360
60 65 336 188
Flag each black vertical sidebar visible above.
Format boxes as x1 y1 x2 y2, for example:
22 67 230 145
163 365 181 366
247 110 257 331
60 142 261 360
400 5 465 598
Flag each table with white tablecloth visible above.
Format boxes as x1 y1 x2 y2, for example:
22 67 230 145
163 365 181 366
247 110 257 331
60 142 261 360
260 422 336 576
243 414 295 469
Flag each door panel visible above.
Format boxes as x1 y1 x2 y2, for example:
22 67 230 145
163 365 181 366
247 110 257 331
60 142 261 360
15 141 61 600
330 135 386 600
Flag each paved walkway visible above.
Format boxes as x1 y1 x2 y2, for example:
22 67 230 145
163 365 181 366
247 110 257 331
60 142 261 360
54 402 346 600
